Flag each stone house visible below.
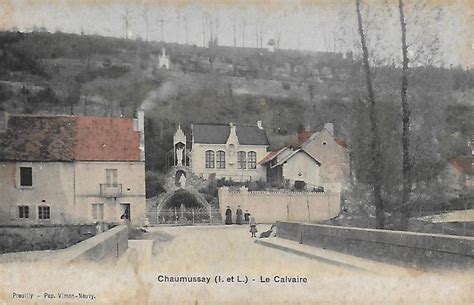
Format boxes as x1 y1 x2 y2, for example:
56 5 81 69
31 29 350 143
189 121 269 182
301 123 350 193
260 123 349 192
0 111 146 226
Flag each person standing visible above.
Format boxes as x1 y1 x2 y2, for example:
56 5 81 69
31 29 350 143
225 206 233 225
249 217 257 237
244 210 250 224
236 206 243 225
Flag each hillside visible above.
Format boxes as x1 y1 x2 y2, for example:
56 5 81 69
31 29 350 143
0 30 473 176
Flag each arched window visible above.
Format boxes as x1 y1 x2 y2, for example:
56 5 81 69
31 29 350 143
237 151 246 169
205 150 215 168
216 151 226 169
247 151 257 169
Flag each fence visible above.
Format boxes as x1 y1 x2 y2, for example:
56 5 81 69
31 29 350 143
157 207 221 225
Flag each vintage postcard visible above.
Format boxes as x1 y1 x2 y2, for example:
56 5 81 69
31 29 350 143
0 0 473 304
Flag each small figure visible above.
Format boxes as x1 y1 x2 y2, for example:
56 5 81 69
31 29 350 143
244 210 250 224
225 206 233 225
179 172 186 188
259 224 275 238
176 147 184 166
249 217 257 237
236 205 243 225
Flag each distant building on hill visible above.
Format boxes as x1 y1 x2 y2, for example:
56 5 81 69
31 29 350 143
158 47 170 69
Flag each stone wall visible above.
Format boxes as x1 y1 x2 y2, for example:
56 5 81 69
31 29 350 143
0 224 97 254
0 225 128 264
276 222 474 269
219 187 340 223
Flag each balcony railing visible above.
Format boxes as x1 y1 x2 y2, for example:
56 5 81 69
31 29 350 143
100 184 122 198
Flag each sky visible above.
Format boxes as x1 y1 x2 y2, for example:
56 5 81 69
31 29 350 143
0 0 472 67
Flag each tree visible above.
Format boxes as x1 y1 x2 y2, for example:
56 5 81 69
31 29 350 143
398 0 412 229
355 0 385 228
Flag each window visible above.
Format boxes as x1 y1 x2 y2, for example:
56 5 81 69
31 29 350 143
248 151 257 169
237 151 246 169
38 206 50 220
216 151 226 169
106 169 118 186
92 203 104 220
205 150 215 168
20 167 32 186
18 206 29 219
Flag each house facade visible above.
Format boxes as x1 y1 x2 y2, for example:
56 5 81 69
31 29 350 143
259 147 321 189
0 111 146 226
260 123 349 192
190 121 269 182
301 124 350 192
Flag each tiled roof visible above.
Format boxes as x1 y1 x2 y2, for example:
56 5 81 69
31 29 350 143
0 115 141 162
258 147 287 165
449 157 474 175
192 123 269 146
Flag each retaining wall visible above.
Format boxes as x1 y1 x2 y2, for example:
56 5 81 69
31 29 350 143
219 187 340 223
276 221 474 269
0 225 128 264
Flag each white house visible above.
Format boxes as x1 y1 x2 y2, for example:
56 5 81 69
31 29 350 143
259 146 321 189
259 123 349 192
0 111 146 226
189 121 269 182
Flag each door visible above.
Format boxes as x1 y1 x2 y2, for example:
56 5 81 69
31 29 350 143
120 203 131 221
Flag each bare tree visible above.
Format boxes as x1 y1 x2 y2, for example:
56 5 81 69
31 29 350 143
355 0 385 228
176 11 180 43
157 16 167 42
142 7 149 41
398 0 412 229
201 14 207 47
183 15 189 44
242 18 246 47
233 20 237 47
123 8 130 39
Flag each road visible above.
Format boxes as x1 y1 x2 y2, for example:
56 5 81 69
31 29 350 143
140 225 472 305
1 225 472 305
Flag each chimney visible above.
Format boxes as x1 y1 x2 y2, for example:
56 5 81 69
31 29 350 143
0 111 9 133
257 120 263 129
134 108 145 161
324 123 334 136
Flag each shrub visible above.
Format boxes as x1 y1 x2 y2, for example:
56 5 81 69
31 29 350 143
145 171 166 198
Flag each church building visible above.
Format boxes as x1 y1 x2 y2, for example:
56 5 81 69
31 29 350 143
173 121 269 182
